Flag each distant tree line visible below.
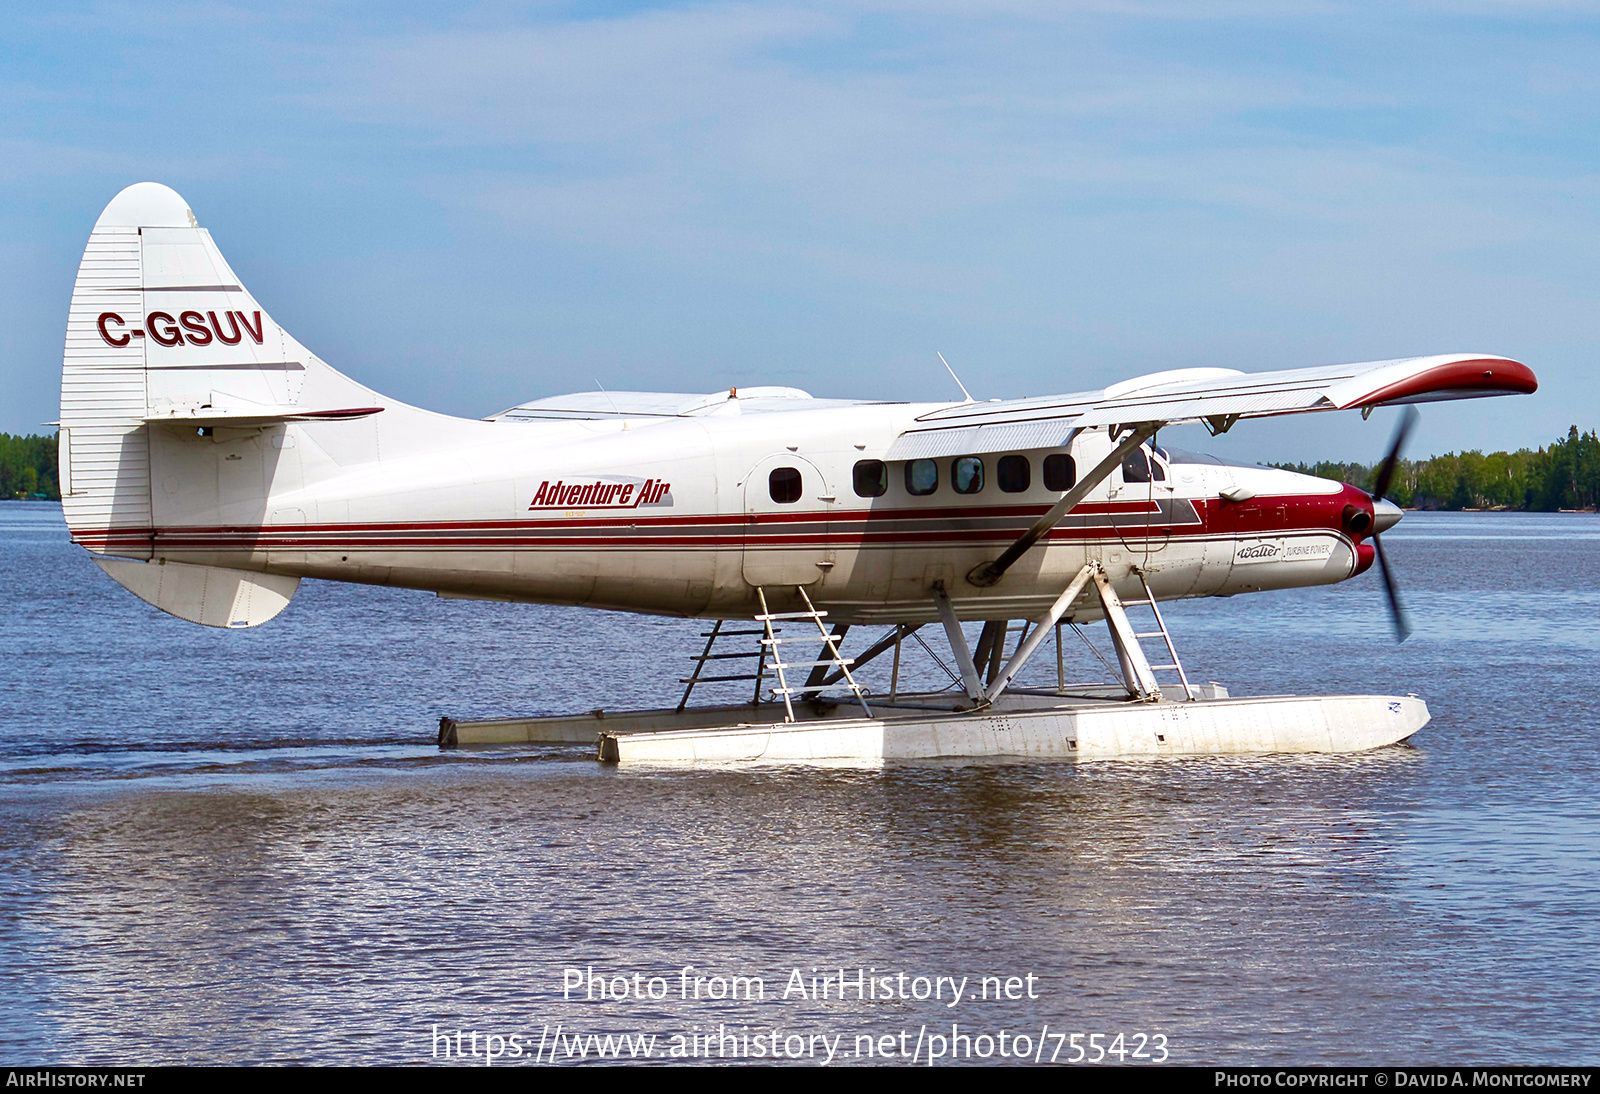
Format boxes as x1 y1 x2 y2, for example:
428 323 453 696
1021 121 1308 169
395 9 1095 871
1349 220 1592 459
1 433 58 500
1273 425 1600 511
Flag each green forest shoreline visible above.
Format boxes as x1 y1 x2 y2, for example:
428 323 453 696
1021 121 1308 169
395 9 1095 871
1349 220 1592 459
1267 424 1598 511
4 427 1597 510
1 433 57 500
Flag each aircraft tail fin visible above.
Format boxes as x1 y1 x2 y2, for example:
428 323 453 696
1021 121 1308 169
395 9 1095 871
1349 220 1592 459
58 182 407 566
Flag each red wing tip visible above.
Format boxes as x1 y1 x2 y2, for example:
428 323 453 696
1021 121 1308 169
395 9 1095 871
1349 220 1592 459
1342 357 1537 410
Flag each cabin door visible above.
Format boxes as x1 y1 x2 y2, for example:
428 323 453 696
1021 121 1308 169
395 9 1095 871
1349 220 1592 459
742 453 833 587
1108 442 1174 559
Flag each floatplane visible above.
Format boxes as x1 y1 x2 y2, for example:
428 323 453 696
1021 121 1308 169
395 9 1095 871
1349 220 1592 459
59 183 1538 764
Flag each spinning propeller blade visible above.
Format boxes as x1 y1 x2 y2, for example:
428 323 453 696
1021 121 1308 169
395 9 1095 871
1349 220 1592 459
1373 534 1410 642
1370 406 1418 642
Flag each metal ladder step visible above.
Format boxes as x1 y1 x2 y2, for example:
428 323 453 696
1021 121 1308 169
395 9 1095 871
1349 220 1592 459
1128 572 1197 701
756 586 872 723
677 618 780 712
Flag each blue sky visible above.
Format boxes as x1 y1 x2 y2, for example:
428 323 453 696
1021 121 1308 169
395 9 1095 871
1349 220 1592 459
3 1 1596 463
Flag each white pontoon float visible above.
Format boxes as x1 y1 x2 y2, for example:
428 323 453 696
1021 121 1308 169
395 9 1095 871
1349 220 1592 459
439 564 1425 765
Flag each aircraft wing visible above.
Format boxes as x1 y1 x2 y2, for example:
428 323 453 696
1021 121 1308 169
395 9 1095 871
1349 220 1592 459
888 353 1535 458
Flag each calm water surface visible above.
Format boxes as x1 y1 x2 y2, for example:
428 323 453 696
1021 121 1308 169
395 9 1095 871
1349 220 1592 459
1 502 1597 1065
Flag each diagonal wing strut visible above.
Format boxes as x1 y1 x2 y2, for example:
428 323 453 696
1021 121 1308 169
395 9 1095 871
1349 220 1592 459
966 422 1162 587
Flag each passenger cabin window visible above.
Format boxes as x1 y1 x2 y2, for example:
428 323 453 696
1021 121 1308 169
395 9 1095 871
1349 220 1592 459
997 454 1030 493
769 466 803 504
906 459 938 497
853 459 888 498
1042 453 1076 491
952 456 984 495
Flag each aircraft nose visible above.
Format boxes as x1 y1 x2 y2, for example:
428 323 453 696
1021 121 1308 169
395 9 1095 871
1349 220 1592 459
1372 497 1404 533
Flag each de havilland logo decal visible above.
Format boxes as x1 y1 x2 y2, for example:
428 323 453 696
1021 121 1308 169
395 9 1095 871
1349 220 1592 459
528 477 673 511
1234 538 1337 565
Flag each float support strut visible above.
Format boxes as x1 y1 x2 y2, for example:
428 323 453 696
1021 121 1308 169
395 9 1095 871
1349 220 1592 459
932 582 986 703
984 564 1098 702
1093 568 1162 699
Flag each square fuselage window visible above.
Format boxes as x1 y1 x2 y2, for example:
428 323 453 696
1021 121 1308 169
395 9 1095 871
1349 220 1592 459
997 454 1030 493
769 466 803 503
1042 453 1076 491
952 457 984 495
905 459 938 496
853 459 888 497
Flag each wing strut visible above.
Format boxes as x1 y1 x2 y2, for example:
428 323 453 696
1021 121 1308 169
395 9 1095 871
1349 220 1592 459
967 422 1162 587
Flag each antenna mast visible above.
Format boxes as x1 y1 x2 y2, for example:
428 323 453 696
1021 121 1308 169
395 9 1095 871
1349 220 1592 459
937 352 975 403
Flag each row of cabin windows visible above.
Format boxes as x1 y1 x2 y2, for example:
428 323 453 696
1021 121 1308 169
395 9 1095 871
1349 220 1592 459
767 454 1080 504
880 454 1079 497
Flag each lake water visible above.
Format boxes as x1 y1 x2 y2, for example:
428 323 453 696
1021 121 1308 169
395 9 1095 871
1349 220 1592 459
1 501 1597 1065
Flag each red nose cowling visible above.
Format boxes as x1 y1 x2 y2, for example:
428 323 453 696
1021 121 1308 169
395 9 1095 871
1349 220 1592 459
1337 482 1378 576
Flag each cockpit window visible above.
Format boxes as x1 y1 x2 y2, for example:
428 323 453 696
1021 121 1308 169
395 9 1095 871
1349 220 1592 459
1161 447 1224 466
1123 444 1168 484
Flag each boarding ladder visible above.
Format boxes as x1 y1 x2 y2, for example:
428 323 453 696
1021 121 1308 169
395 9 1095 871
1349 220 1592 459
1114 570 1198 701
755 586 873 722
676 620 776 712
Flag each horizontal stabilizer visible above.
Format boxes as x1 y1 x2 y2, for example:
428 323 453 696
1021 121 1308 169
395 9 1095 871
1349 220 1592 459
144 403 383 427
94 557 300 628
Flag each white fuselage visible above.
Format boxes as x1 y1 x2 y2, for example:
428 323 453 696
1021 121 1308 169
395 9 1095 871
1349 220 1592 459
124 396 1371 624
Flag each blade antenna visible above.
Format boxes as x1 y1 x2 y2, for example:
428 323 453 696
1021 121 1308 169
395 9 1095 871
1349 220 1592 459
937 352 975 403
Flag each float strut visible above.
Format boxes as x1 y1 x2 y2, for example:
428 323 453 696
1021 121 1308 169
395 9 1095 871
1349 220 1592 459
932 582 986 703
984 564 1098 703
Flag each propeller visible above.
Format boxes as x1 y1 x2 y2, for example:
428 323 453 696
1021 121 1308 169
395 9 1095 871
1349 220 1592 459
1368 405 1417 642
